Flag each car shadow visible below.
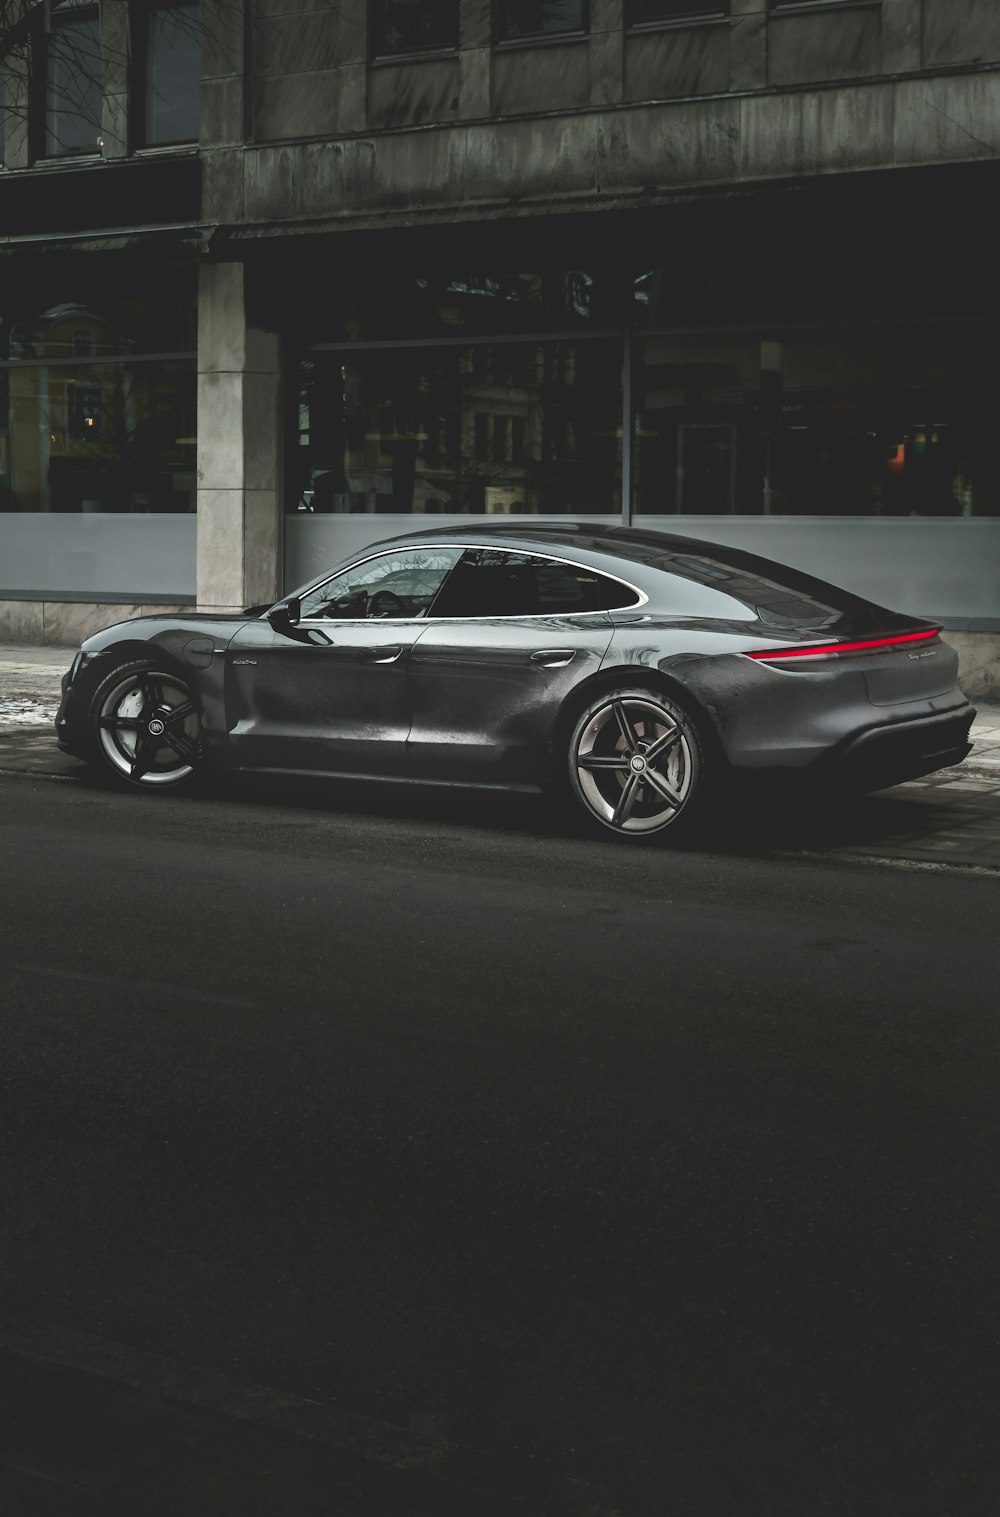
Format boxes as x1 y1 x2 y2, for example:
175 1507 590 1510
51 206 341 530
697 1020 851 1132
208 767 974 860
43 745 977 860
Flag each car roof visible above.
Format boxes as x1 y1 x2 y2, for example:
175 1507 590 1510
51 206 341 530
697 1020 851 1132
368 521 716 565
356 521 908 629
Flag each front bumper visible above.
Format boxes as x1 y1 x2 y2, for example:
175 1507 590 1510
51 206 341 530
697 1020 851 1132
54 661 91 758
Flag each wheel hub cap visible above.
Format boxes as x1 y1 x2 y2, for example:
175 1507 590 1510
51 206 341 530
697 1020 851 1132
630 755 647 774
147 716 166 736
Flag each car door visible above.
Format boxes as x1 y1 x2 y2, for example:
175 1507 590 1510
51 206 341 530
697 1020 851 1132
407 548 626 786
225 547 462 775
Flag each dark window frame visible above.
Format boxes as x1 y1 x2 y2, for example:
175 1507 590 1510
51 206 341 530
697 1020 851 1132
493 0 590 46
368 0 460 60
131 0 201 149
33 3 103 161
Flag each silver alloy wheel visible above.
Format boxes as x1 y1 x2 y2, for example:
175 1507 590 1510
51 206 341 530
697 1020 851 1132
96 668 200 787
571 691 698 834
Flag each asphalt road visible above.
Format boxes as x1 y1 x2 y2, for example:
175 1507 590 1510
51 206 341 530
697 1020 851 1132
1 772 998 1515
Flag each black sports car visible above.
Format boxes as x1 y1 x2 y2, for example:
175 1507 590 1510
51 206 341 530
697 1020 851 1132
56 524 975 837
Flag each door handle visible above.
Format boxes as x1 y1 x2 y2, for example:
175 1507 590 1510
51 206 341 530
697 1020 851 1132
358 645 404 664
529 649 576 668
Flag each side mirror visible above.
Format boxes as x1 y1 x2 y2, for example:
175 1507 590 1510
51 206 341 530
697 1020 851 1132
267 596 301 632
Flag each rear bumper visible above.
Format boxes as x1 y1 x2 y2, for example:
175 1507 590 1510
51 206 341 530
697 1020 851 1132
829 705 976 788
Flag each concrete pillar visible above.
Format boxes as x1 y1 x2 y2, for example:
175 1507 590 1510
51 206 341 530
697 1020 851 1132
196 263 281 613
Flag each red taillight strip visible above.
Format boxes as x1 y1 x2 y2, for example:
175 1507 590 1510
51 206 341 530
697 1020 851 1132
745 629 939 662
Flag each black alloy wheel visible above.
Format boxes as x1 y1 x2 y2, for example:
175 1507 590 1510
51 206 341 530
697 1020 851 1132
569 688 702 837
90 658 201 789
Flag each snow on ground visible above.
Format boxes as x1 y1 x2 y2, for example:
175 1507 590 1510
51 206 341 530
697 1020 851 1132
0 701 59 726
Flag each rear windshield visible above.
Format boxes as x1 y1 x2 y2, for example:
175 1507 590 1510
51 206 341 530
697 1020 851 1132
548 527 871 627
659 549 849 628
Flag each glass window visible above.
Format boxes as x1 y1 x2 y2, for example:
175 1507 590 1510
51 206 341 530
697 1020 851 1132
0 360 196 514
299 548 463 619
291 267 614 344
45 9 102 156
496 0 588 42
293 340 622 518
635 337 762 515
429 548 638 617
1 279 197 362
627 0 728 22
634 331 1000 518
145 2 200 145
370 0 458 55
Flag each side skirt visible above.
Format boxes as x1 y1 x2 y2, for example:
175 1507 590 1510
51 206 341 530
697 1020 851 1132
230 765 544 794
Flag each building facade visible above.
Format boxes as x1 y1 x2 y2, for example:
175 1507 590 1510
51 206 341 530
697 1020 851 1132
2 0 999 691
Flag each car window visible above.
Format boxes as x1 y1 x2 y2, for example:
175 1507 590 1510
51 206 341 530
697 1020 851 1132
429 549 640 618
299 548 463 620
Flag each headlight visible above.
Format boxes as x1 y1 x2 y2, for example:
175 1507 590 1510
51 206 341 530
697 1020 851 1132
68 651 98 685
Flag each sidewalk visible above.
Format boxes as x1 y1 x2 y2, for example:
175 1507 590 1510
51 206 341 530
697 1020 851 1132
2 643 999 871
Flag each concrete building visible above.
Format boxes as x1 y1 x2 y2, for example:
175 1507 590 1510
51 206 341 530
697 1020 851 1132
2 0 998 693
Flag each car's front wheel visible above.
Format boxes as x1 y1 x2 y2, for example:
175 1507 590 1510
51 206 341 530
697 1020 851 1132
568 687 702 838
90 658 201 789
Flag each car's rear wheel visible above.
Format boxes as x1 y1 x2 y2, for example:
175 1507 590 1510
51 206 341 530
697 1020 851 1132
90 659 201 789
568 688 702 838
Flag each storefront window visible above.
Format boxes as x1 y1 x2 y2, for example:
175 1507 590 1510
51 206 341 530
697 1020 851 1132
0 360 196 514
297 267 617 344
293 340 622 516
634 330 1000 517
1 281 197 362
635 337 763 514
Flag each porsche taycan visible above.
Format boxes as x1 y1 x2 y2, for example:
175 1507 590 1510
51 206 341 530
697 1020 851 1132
55 524 976 837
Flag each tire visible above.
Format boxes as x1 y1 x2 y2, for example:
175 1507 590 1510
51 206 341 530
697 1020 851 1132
88 657 201 790
567 687 703 839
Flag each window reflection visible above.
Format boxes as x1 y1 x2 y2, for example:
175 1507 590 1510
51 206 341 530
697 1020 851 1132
0 362 196 513
45 9 101 156
1 282 197 361
635 332 1000 517
300 548 463 619
370 0 459 55
300 268 608 343
146 2 200 145
497 0 588 40
294 340 622 516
